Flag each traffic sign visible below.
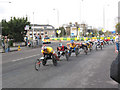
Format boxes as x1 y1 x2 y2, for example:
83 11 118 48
71 33 74 36
57 30 61 34
90 32 93 34
102 28 104 32
112 31 116 34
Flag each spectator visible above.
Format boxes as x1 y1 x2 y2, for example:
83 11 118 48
115 33 119 53
110 53 120 84
4 36 8 53
8 39 10 52
39 35 42 46
2 36 5 53
36 35 40 46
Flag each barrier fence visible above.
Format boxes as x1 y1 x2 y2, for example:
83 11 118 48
50 37 115 41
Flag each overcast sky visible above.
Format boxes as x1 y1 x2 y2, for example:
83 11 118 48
0 0 120 31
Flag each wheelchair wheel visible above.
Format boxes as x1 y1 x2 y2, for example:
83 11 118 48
75 48 79 56
35 59 41 71
52 55 57 66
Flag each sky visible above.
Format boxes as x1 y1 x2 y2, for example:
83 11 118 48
0 0 120 31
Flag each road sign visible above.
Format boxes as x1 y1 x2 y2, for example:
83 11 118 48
57 30 61 34
71 33 74 36
102 28 104 32
90 32 93 34
112 31 116 34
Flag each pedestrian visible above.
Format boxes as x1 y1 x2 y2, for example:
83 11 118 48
39 35 42 46
36 35 39 46
110 33 120 85
2 36 5 53
26 36 28 46
110 53 120 84
8 39 10 52
4 36 8 53
115 33 119 53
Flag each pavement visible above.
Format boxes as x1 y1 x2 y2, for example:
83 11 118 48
0 47 25 53
2 41 119 88
0 41 66 53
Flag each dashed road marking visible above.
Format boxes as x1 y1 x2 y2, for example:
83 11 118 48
12 54 40 62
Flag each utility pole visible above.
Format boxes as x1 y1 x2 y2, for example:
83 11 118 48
33 12 35 40
53 8 59 29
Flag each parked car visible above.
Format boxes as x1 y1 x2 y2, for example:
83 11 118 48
42 37 51 44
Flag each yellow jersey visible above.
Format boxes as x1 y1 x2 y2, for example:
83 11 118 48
70 43 76 48
41 47 54 54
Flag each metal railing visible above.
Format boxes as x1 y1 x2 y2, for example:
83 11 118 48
28 39 42 48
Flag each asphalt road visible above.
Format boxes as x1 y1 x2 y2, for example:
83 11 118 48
2 41 118 88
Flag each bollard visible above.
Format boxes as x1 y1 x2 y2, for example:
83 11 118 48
18 45 21 51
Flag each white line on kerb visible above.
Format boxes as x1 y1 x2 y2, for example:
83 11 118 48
12 54 40 62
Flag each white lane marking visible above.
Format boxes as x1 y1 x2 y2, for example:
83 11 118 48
12 54 40 62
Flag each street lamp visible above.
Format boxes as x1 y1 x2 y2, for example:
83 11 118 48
79 0 84 37
53 8 59 28
33 12 35 40
103 4 109 33
0 1 11 3
80 0 84 24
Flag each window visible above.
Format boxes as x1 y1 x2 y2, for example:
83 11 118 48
41 33 44 35
44 37 50 39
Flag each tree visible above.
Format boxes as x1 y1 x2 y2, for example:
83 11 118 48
92 28 98 36
115 23 120 33
2 19 9 36
99 30 104 35
2 17 30 42
59 27 66 37
104 30 112 36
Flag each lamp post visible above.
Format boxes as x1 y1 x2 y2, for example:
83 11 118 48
33 12 35 40
103 4 109 33
0 1 11 3
80 0 84 37
53 8 59 28
80 0 84 24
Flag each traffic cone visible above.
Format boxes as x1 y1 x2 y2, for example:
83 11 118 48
18 45 21 51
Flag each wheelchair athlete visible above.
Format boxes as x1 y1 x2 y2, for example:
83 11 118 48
79 42 88 51
57 43 68 58
83 40 92 51
67 40 76 51
41 45 59 60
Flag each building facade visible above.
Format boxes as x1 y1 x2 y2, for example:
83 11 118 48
26 24 56 39
63 23 88 37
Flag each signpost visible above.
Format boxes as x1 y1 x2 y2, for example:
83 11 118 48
57 30 61 37
71 33 74 36
71 27 77 36
102 28 105 32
